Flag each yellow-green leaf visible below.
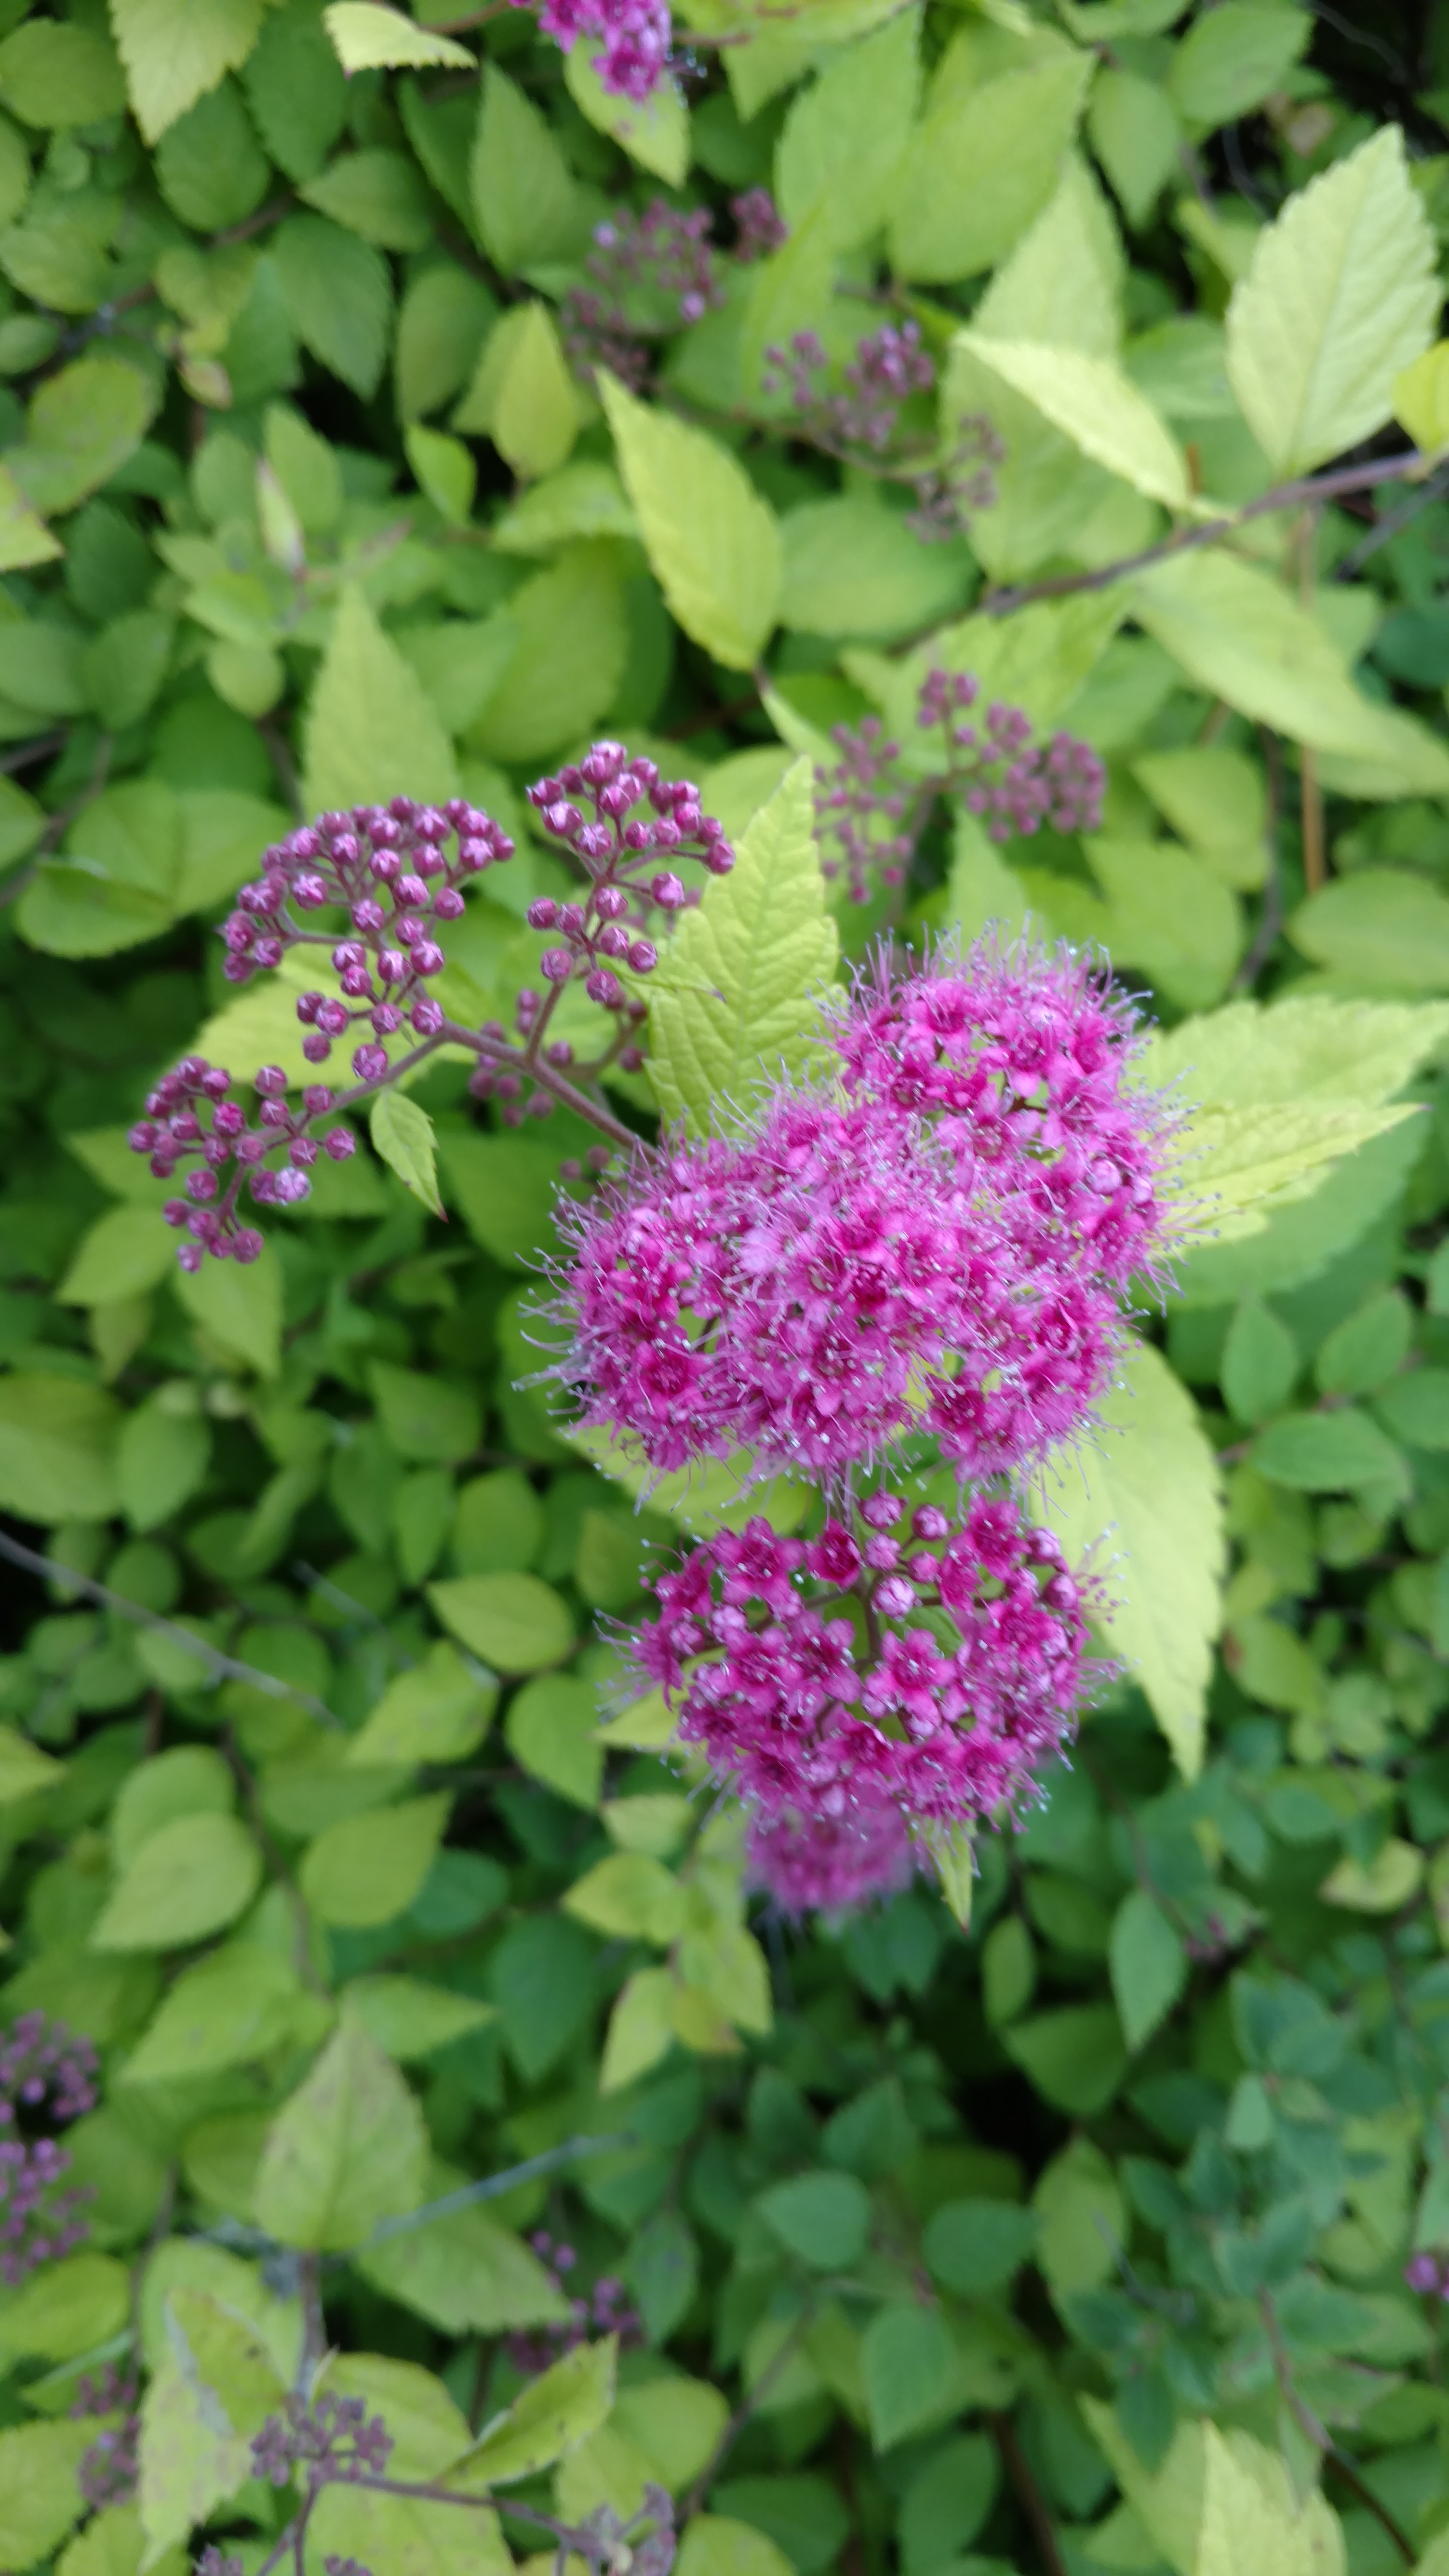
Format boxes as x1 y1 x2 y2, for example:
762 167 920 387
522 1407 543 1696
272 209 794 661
600 369 781 670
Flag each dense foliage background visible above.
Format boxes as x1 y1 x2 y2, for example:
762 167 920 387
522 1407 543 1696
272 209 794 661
7 1 1449 2574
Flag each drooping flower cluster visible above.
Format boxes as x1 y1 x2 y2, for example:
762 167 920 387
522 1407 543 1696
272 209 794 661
0 2011 97 2286
745 1795 917 1915
763 325 1006 541
814 665 1106 904
564 201 720 389
632 1493 1090 1831
132 749 733 1264
507 2229 642 2374
515 0 671 98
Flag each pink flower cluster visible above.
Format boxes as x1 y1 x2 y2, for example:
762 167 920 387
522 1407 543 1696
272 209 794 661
633 1493 1089 1832
762 328 1005 543
558 939 1168 1852
746 1797 916 1916
816 668 1106 906
518 0 671 97
552 946 1165 1489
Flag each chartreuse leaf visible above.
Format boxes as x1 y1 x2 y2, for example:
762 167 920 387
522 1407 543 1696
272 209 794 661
120 1944 310 2085
0 2420 95 2568
358 2173 567 2334
344 1975 494 2062
776 9 918 249
1033 2138 1125 2294
1132 550 1449 790
429 1571 576 1673
138 2289 284 2562
600 370 781 670
110 0 267 145
565 46 690 186
370 1090 444 1217
1289 869 1449 993
1168 2 1307 126
0 2250 128 2363
648 759 837 1133
757 2172 871 2271
464 2334 617 2484
1143 993 1449 1246
888 50 1091 282
1195 2422 1345 2576
61 2503 186 2576
304 585 458 816
254 2012 428 2251
348 1640 497 1766
488 301 579 481
507 1676 604 1808
1394 340 1449 456
472 65 581 275
0 1372 120 1520
567 1851 688 1943
1033 1340 1224 1779
1088 70 1181 230
956 335 1192 510
0 1728 62 1804
91 1812 263 1951
1226 127 1436 475
601 1966 676 2091
174 1239 284 1376
299 1791 450 1928
324 1 474 70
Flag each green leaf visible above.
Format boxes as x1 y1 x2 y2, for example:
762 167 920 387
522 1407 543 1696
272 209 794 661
1003 2003 1127 2117
507 1674 604 1808
776 10 917 247
600 369 781 670
1194 2423 1344 2576
118 1392 211 1533
0 19 126 126
1110 1888 1187 2051
369 1359 480 1466
0 1726 63 1805
1088 70 1181 229
110 0 266 144
472 65 581 276
1033 2138 1126 2294
1169 2 1309 129
137 2288 285 2562
0 2420 94 2568
1288 868 1449 993
439 1129 571 1268
676 2520 797 2576
1225 127 1436 476
57 1205 175 1307
0 460 61 569
272 212 392 399
1253 1406 1406 1495
254 2012 429 2251
174 1238 283 1376
121 1945 308 2086
1133 744 1266 886
429 1570 576 1674
1221 1296 1299 1425
648 758 836 1133
465 543 628 764
1315 1290 1412 1398
488 301 579 481
396 261 496 423
16 351 154 511
1087 833 1242 1008
1033 1339 1224 1779
302 147 432 253
888 51 1091 282
466 2335 618 2484
564 48 690 186
358 2175 569 2333
301 1793 450 1929
91 1811 263 1951
0 1370 120 1519
601 1965 675 2092
957 333 1192 510
861 2304 957 2450
624 2209 700 2346
303 584 458 816
778 496 968 642
897 2439 998 2575
756 2171 872 2272
404 423 475 525
345 1975 494 2062
922 2198 1038 2297
62 2502 183 2576
349 1640 497 1766
323 0 474 69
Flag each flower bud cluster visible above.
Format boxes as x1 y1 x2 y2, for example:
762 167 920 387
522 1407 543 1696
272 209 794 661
219 794 512 1052
746 1795 917 1915
1406 2253 1449 2298
251 2392 394 2488
129 1056 357 1267
518 0 671 98
632 1493 1090 1832
0 2012 98 2287
564 201 720 389
763 328 1006 543
507 2229 643 2374
815 665 1105 904
732 188 788 261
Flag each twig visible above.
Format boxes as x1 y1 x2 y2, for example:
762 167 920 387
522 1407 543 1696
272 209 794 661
1323 2448 1416 2564
981 450 1429 617
1293 509 1326 894
0 732 113 910
213 191 295 248
0 1523 342 1729
362 2135 633 2248
1334 460 1449 580
990 2410 1067 2576
0 730 64 775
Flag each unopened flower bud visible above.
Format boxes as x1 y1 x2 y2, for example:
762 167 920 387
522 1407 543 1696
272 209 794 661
528 898 559 929
352 1044 388 1081
628 940 657 975
587 968 623 1007
412 997 444 1034
255 1067 287 1098
541 948 572 983
651 872 685 909
324 1127 356 1160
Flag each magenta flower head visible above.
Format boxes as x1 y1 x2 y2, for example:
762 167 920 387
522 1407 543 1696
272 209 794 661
745 1796 916 1916
629 1490 1093 1833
